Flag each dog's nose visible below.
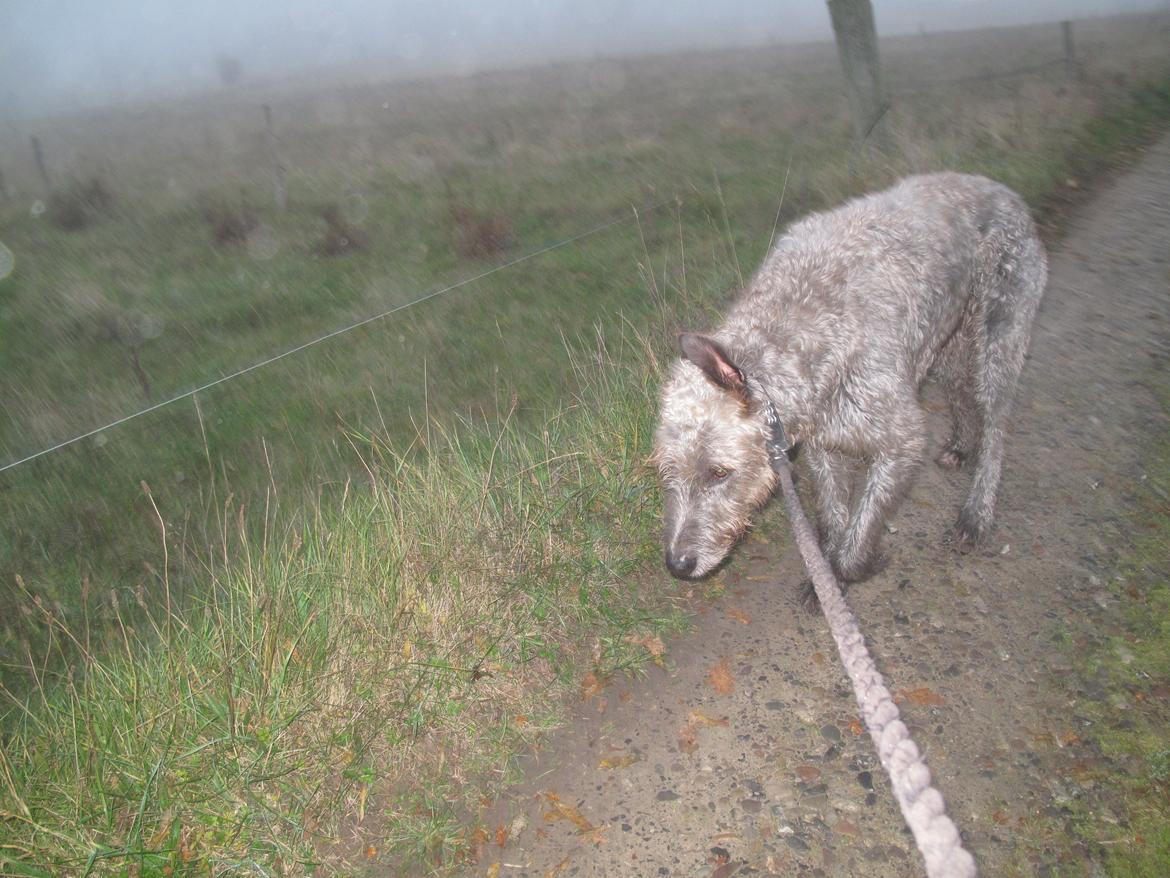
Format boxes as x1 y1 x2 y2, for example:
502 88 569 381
665 550 698 579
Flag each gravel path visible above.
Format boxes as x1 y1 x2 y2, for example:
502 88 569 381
471 133 1170 877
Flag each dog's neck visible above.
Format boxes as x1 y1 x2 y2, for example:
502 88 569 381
732 337 819 446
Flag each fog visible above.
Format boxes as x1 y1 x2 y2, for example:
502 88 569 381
3 0 1165 115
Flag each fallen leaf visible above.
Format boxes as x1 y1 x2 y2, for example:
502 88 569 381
598 753 641 769
545 855 572 877
364 845 377 860
624 632 666 657
487 863 500 878
514 715 528 726
495 823 507 846
678 726 698 755
991 809 1010 825
470 826 490 846
897 686 946 707
848 717 864 736
707 658 735 696
726 607 752 625
542 794 597 835
688 709 730 728
580 672 605 701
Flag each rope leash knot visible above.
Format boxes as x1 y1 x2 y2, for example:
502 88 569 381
760 396 977 878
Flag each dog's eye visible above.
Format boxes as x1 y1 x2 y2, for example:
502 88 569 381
710 466 730 481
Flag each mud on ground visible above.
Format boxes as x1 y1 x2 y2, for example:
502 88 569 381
470 133 1170 877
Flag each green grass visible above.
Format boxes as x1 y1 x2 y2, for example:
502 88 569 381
1009 416 1170 875
3 14 1170 876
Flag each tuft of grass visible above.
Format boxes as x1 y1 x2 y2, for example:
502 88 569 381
0 301 694 875
1013 389 1170 877
47 177 115 231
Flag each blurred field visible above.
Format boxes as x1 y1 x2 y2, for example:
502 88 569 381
1 11 1170 876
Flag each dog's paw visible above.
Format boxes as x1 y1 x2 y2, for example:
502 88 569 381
832 552 888 584
952 510 989 553
797 578 821 613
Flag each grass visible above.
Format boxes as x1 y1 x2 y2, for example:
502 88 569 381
1011 389 1170 877
3 12 1170 876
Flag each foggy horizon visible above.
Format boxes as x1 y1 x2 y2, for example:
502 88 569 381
4 0 1167 117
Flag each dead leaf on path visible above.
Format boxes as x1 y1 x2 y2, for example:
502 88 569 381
495 823 507 846
707 658 735 695
848 717 864 736
678 710 729 755
726 607 752 625
991 808 1011 825
542 793 606 842
545 854 572 877
598 753 641 769
688 709 729 728
487 863 500 878
897 687 946 707
624 632 666 658
580 672 606 701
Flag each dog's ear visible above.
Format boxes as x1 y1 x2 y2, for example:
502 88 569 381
678 333 747 397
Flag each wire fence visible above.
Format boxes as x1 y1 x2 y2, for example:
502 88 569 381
0 23 1093 478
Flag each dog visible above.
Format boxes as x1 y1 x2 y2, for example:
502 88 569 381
654 173 1047 583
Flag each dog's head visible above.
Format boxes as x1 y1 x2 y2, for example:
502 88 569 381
653 333 779 579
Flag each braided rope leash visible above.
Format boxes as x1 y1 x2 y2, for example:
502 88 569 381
761 399 978 878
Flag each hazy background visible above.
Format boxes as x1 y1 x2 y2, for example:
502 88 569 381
4 0 1167 114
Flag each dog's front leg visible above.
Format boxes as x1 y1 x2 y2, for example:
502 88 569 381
805 444 851 559
833 449 918 581
832 395 924 582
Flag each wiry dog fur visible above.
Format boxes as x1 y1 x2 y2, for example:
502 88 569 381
655 173 1047 583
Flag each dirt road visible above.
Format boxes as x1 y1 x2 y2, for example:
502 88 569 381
472 133 1170 877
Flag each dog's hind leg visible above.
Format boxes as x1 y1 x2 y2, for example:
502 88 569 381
956 233 1046 547
933 315 981 470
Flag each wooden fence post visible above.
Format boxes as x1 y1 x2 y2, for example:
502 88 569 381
1062 21 1081 82
30 135 51 194
263 105 287 210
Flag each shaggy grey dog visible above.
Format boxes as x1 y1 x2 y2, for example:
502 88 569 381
655 173 1047 583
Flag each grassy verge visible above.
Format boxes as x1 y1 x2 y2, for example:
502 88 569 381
3 19 1170 877
1013 387 1170 877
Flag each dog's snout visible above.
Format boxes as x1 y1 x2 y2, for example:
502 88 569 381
665 549 698 579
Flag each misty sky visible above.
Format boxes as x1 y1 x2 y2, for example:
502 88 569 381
3 0 1164 113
